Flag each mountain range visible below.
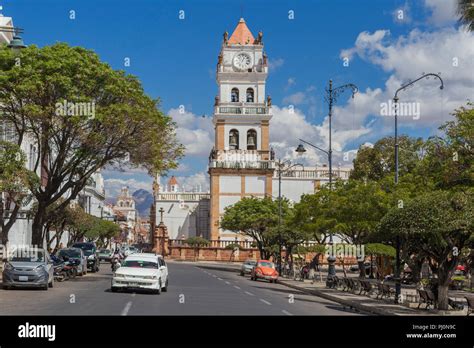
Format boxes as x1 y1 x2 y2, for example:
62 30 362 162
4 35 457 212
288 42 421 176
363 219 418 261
132 189 154 218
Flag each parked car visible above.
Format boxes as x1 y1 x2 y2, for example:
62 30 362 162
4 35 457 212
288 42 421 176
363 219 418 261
98 249 113 262
250 260 278 283
2 248 54 290
57 248 87 276
240 259 257 276
111 253 168 294
128 247 139 255
121 246 138 257
71 242 100 272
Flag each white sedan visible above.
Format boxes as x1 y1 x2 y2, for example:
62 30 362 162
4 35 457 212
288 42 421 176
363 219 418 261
111 253 168 294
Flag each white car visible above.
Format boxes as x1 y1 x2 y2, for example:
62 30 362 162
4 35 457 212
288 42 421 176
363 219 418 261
111 253 168 294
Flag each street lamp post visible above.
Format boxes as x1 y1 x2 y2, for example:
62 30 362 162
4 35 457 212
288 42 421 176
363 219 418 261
325 80 358 189
158 207 165 257
275 160 304 274
296 80 358 189
295 80 357 285
392 73 444 304
326 232 336 287
0 26 27 51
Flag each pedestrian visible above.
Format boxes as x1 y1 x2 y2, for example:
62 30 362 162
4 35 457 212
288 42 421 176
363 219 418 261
310 254 320 272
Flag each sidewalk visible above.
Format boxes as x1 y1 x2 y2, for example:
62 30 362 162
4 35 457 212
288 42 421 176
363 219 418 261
188 261 470 316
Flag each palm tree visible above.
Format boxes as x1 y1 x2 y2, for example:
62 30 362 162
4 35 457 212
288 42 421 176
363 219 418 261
457 0 474 31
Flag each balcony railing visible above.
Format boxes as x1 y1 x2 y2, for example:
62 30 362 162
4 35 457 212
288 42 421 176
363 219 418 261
156 193 210 201
217 106 268 115
210 149 273 161
214 102 270 116
209 160 275 170
273 168 351 180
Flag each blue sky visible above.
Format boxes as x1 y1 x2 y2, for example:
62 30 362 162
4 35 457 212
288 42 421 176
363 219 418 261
2 0 473 197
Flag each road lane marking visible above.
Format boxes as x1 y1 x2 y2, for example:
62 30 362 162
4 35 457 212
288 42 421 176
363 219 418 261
225 281 231 285
234 285 241 290
244 291 255 296
121 301 132 316
131 292 136 297
212 275 217 277
217 277 223 280
260 299 272 305
282 310 293 316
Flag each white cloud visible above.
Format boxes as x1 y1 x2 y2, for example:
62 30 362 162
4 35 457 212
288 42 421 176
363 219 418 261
164 171 210 192
104 178 151 200
102 164 148 176
285 77 296 90
269 105 369 166
168 107 214 157
282 92 306 105
270 26 473 166
281 85 319 118
268 58 284 71
392 2 412 24
424 0 458 26
339 27 474 128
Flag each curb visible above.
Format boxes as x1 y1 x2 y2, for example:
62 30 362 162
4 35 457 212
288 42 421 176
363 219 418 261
277 280 398 316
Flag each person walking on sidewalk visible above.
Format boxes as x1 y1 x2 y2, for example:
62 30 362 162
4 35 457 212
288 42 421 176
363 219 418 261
310 254 321 283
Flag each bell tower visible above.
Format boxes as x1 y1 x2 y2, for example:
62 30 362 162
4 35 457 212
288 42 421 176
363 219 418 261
208 18 275 240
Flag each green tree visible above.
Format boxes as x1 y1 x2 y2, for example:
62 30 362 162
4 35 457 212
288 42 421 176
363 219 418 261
184 236 210 247
266 198 307 263
376 191 473 310
39 199 73 252
0 141 38 244
220 197 280 260
95 220 121 249
66 206 95 245
0 44 183 246
350 135 425 182
292 186 334 245
457 0 474 31
184 236 210 261
84 217 120 248
330 180 390 277
418 104 473 190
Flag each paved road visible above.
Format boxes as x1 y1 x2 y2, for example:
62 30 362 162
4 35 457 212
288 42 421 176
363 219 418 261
0 261 364 315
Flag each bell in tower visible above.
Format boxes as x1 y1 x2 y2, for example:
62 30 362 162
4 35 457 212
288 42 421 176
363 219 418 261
229 129 239 149
247 130 257 150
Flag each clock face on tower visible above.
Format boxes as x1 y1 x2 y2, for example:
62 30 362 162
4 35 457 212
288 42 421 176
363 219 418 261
233 52 252 71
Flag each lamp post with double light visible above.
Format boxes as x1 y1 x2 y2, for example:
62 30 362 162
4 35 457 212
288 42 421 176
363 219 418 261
391 73 444 304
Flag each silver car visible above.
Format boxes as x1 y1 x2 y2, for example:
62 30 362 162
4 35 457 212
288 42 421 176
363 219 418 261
240 259 257 276
2 248 54 290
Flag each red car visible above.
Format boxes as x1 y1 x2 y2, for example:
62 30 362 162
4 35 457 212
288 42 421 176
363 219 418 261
250 260 278 283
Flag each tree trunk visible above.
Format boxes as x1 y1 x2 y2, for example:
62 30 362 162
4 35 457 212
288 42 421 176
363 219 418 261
437 284 449 310
32 202 47 247
0 195 5 245
256 240 267 260
408 257 423 284
437 257 457 310
358 260 365 278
